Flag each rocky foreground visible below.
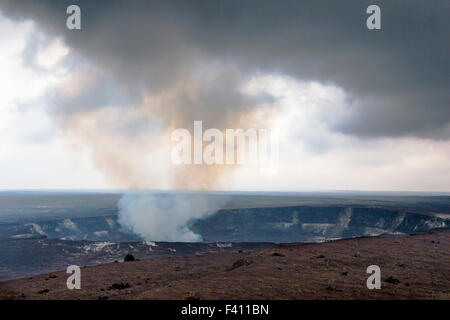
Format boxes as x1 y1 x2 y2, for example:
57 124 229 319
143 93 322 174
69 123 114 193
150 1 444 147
0 231 448 300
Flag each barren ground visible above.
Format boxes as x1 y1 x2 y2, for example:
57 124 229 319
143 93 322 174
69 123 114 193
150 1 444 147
0 231 448 300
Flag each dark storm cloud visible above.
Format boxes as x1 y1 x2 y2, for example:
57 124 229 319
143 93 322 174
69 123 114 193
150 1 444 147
1 0 448 138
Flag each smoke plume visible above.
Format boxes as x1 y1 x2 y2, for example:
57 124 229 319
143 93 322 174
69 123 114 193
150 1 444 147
1 0 448 240
118 192 230 242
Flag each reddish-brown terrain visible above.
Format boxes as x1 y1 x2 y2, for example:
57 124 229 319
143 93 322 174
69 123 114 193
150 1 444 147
1 231 448 300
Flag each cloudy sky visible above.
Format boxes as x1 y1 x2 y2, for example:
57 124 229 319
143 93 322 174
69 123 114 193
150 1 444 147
0 0 449 191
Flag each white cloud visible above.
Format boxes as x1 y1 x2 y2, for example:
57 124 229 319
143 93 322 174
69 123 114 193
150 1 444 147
35 37 69 70
0 14 110 190
232 75 450 191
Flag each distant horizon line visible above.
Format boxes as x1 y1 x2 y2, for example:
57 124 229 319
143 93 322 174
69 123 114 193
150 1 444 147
0 189 449 196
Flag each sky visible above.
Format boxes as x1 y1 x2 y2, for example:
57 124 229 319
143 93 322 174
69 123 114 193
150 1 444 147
0 0 449 192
